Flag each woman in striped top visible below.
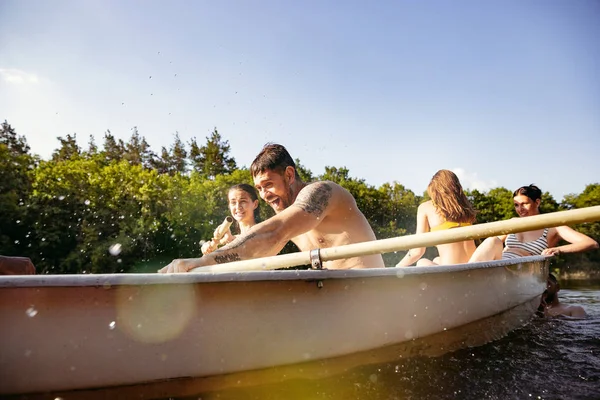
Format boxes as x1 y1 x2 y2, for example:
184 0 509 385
470 184 598 261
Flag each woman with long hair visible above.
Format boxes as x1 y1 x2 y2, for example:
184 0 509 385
201 183 260 255
470 184 598 261
398 169 477 266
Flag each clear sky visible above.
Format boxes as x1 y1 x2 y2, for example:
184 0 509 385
1 0 599 201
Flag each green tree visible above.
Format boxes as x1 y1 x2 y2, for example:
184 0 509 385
189 128 236 178
0 120 30 154
561 184 600 267
86 134 98 156
295 158 314 182
170 132 187 174
123 127 156 168
0 121 36 256
52 133 81 161
102 130 125 162
468 187 513 224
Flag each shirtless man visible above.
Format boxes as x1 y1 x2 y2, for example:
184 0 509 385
159 143 384 273
538 273 586 318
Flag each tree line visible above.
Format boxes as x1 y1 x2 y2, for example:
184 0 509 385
1 120 598 274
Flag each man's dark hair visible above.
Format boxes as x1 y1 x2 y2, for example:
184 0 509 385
250 143 300 179
513 184 542 202
548 273 558 284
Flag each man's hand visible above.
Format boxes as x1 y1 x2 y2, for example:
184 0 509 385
158 259 197 274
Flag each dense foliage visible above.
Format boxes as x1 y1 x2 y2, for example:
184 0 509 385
0 120 598 274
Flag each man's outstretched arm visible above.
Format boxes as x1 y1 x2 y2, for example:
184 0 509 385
159 182 335 273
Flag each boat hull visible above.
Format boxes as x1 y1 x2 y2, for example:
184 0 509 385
0 257 549 395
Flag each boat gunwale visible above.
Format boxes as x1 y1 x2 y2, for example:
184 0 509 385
0 255 550 288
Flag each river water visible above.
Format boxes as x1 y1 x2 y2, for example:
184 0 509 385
14 283 600 400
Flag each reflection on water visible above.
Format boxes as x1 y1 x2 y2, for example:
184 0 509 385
12 286 600 400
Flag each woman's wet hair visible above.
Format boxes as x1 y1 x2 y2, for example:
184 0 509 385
513 184 542 202
427 169 477 223
228 183 261 223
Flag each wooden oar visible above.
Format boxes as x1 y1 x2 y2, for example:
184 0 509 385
190 205 600 273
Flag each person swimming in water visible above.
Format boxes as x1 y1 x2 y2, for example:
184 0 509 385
537 273 586 319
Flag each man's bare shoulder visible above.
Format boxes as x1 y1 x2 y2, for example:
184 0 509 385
293 181 336 217
547 304 587 319
566 305 587 318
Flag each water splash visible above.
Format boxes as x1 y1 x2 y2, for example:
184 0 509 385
109 243 122 256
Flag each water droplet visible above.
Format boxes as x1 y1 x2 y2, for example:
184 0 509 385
420 282 428 291
109 243 122 256
84 199 90 205
26 307 38 317
58 195 65 200
16 220 20 224
149 75 152 79
109 321 116 330
41 237 46 242
395 269 405 278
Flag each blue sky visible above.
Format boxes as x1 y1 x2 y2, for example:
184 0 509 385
1 0 599 201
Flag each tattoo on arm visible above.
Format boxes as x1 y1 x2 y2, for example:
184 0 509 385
294 182 333 218
212 233 257 264
214 253 241 264
226 233 257 251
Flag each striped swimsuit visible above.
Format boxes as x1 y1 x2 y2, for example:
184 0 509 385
502 228 549 259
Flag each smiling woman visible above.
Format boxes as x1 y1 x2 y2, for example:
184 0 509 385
201 184 260 255
470 184 599 262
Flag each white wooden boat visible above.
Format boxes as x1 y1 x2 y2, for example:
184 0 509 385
1 206 598 396
0 257 548 395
